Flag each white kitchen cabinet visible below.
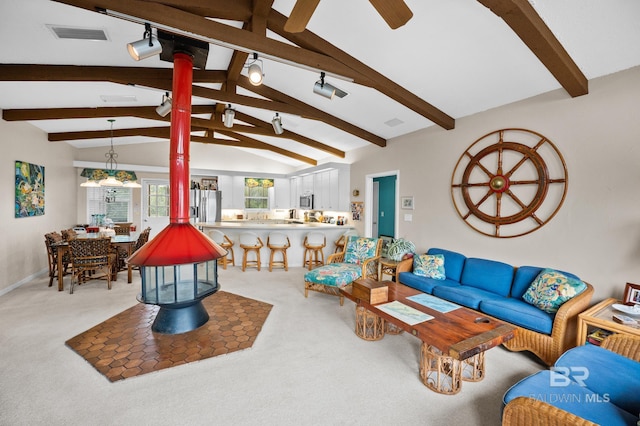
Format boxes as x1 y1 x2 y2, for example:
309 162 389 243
217 175 234 209
290 176 299 208
273 178 290 209
232 176 246 209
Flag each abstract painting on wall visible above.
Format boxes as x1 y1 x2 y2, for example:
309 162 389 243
15 160 45 218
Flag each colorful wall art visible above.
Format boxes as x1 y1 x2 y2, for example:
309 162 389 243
15 160 45 218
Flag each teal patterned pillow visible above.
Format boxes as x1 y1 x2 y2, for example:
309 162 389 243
344 237 378 265
522 268 587 313
413 254 445 280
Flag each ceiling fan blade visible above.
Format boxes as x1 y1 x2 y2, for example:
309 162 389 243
284 0 321 33
369 0 414 29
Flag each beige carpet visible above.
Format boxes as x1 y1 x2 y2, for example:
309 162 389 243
0 266 544 425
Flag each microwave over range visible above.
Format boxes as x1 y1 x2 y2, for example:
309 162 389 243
300 194 314 209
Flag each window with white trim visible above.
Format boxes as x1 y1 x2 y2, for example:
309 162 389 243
86 187 132 223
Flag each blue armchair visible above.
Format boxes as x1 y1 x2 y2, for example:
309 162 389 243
304 236 382 305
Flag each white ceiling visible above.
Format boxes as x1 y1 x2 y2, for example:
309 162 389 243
1 0 639 168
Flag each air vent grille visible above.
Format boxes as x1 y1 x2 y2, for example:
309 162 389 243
48 25 109 41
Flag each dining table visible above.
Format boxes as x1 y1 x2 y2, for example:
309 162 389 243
52 233 138 291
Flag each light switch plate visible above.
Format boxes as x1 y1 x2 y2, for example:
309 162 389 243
404 214 412 221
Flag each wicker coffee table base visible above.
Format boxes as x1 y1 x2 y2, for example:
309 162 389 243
355 306 385 341
419 344 485 395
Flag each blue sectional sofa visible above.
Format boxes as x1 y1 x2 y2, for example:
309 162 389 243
395 248 594 365
502 334 640 426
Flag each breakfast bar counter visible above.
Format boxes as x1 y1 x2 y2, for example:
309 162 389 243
198 221 354 268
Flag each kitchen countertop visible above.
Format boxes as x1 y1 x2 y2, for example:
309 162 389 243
198 221 353 229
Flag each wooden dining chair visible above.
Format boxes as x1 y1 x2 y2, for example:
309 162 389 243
44 232 70 287
114 224 130 235
68 237 117 294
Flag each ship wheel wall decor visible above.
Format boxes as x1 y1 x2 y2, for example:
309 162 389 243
451 128 568 238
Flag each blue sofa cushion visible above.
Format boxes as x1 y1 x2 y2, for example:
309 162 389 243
512 266 582 300
479 298 554 334
503 370 639 426
426 248 466 282
555 344 640 415
460 258 515 297
432 285 505 310
398 272 460 295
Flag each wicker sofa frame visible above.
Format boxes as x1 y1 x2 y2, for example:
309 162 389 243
502 334 640 426
395 258 594 366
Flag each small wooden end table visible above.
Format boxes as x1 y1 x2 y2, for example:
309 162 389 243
576 297 640 345
379 257 401 281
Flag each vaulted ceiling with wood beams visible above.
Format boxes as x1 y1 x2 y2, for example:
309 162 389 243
1 1 639 169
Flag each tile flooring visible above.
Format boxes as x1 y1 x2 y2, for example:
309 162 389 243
65 291 272 382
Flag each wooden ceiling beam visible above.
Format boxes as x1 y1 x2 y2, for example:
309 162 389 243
234 111 345 158
47 126 176 141
54 0 359 80
148 0 254 21
237 76 386 147
215 130 317 165
2 105 214 121
477 0 588 97
267 10 456 130
0 64 226 84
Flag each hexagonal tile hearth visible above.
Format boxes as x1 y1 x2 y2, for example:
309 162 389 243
65 291 273 382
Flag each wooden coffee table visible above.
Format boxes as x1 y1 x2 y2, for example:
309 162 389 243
340 279 516 395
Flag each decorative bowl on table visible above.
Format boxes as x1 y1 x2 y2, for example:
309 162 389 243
612 303 640 317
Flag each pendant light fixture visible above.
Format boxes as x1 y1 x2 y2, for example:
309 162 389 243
99 119 123 187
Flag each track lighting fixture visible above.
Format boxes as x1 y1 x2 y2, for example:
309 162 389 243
223 105 235 128
272 113 284 135
155 92 172 117
127 23 162 61
246 53 264 86
313 72 349 99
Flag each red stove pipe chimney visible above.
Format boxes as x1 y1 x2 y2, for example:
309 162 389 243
169 52 192 224
128 52 225 267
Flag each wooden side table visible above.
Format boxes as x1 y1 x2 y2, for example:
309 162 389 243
576 298 640 345
379 257 401 281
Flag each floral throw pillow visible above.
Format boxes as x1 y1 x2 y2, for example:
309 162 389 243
413 254 445 280
344 237 378 265
522 268 587 313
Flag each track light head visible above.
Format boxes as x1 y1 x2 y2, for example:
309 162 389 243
127 23 162 60
223 105 235 128
313 72 349 99
247 53 264 86
271 113 284 135
155 92 172 117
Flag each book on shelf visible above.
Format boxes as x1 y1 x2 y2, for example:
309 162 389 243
587 328 613 346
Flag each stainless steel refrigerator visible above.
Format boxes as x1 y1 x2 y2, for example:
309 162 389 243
190 189 222 223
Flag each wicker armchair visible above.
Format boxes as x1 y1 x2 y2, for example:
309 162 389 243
68 237 117 294
44 232 70 287
129 227 151 273
304 236 382 305
502 334 640 426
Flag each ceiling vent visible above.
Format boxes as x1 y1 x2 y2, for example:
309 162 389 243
47 25 109 41
384 118 405 127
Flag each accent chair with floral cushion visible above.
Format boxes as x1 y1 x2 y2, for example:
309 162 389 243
304 236 382 305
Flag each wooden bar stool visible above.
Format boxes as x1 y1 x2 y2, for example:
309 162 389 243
239 232 263 271
267 232 291 272
303 232 326 271
207 230 235 269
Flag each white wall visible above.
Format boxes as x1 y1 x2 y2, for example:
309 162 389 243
0 117 76 293
350 66 640 302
